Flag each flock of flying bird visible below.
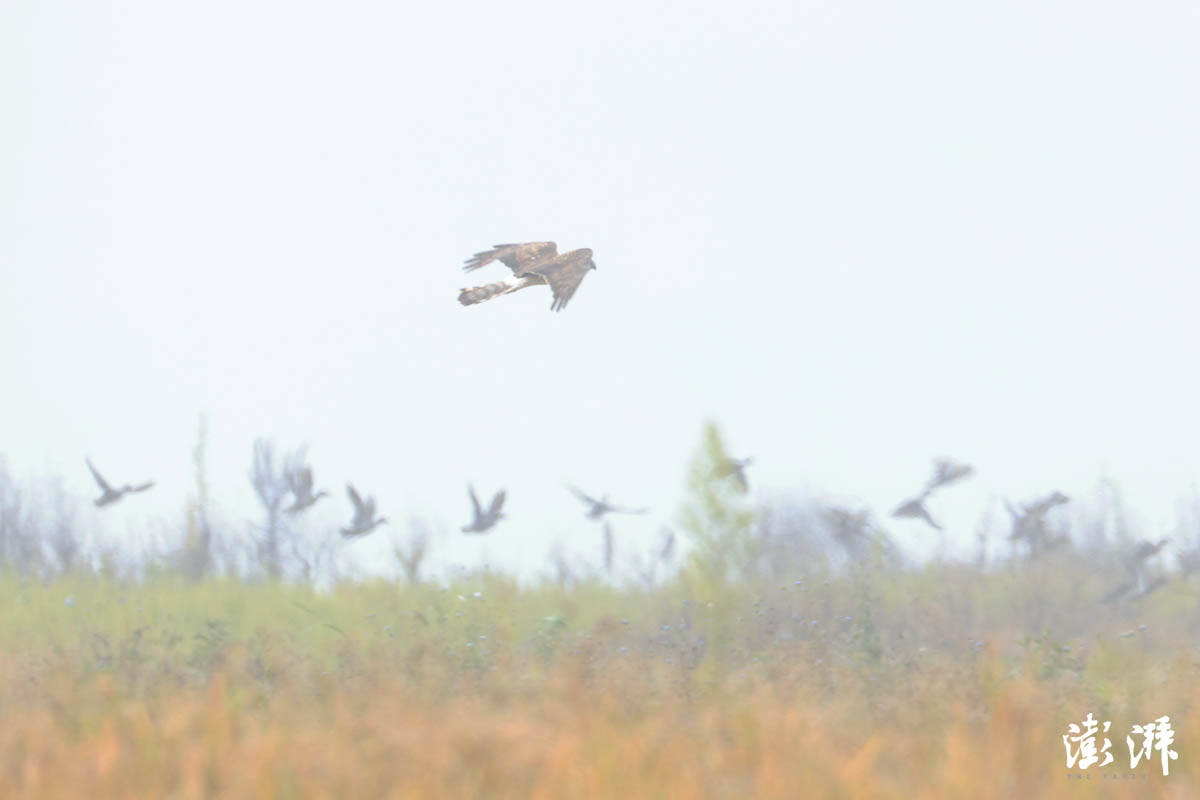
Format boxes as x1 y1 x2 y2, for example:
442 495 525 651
75 242 1196 594
884 457 1078 556
82 458 657 537
82 451 1197 598
81 242 631 538
881 457 1197 601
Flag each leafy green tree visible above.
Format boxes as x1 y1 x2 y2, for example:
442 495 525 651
678 421 756 589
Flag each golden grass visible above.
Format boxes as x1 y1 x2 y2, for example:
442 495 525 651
2 640 1197 798
2 566 1197 798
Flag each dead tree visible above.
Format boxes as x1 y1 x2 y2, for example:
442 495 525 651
181 415 216 579
392 517 433 584
249 439 290 580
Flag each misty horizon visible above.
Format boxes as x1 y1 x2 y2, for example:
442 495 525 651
4 0 1198 580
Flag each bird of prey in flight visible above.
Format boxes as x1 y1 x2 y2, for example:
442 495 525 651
462 484 506 534
457 242 596 312
284 466 328 514
342 484 387 538
86 459 154 508
567 485 647 521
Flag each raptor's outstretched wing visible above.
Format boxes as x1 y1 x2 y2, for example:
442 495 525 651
463 242 557 274
525 249 595 312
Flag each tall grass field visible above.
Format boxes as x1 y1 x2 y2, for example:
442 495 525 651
1 555 1196 798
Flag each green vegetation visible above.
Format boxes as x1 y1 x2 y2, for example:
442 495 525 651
1 423 1199 796
0 558 1197 797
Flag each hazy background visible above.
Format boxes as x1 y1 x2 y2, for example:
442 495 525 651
3 0 1198 578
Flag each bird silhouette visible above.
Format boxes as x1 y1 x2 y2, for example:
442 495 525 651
86 459 154 508
284 466 328 514
457 242 597 312
924 458 974 493
1025 491 1070 516
825 505 876 547
825 506 872 536
567 485 647 520
1104 538 1171 603
719 457 754 491
1005 491 1070 552
891 492 941 530
1119 538 1169 584
824 505 876 559
1129 538 1169 564
658 527 677 562
1103 568 1169 604
462 484 506 534
341 484 387 538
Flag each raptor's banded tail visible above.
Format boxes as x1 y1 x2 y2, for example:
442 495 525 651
459 275 535 306
458 281 515 306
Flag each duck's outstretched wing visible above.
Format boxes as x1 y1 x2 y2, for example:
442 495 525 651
346 484 366 518
892 494 940 529
925 458 974 492
467 484 482 519
567 484 600 507
86 459 112 492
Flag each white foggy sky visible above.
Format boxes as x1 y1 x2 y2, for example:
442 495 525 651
3 1 1198 576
